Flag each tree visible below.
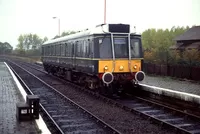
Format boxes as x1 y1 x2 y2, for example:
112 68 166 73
61 31 76 36
53 35 60 39
43 36 48 43
53 31 76 39
17 33 44 51
16 33 45 56
0 42 13 54
182 49 200 66
142 26 190 64
17 34 24 50
31 34 42 50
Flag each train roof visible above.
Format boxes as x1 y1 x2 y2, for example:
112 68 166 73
43 23 141 45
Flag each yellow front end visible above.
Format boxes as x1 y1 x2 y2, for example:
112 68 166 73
98 59 142 73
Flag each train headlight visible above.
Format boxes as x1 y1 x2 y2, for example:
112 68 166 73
104 66 108 70
133 65 137 69
119 65 124 71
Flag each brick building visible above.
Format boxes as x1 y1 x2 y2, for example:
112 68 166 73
170 26 200 50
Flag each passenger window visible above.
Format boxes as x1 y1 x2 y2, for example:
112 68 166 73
56 44 61 56
61 43 65 56
83 40 86 57
53 45 55 56
48 46 50 56
65 43 69 57
50 45 52 56
44 46 47 56
76 41 80 57
89 39 93 58
45 46 47 56
69 43 72 57
85 40 89 57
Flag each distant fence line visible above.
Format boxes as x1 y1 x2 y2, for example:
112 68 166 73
143 63 200 81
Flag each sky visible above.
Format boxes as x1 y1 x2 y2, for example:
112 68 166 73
0 0 200 48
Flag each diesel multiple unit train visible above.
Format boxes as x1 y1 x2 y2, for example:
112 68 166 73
41 23 145 95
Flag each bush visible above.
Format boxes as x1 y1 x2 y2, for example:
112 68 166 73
144 49 200 67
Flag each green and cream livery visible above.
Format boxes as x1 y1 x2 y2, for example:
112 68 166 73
42 23 145 95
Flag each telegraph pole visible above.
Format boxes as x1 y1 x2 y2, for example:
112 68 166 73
104 0 106 24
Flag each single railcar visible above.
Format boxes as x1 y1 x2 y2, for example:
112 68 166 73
41 23 145 96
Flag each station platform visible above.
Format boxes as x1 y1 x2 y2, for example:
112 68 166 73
140 75 200 104
0 62 50 134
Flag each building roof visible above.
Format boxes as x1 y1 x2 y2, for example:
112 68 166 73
174 26 200 41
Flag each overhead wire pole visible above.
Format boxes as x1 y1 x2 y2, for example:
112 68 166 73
104 0 106 24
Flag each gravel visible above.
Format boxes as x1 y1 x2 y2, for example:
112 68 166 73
53 84 175 134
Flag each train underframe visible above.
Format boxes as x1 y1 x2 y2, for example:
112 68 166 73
43 63 139 97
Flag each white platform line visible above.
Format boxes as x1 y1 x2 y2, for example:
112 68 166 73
4 62 51 134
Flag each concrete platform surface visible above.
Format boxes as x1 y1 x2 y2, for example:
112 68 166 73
0 62 40 134
140 75 200 95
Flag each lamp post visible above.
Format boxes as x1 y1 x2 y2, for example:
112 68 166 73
53 17 60 36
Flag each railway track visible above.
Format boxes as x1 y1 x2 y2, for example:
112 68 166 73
117 97 200 133
7 58 200 134
7 61 120 134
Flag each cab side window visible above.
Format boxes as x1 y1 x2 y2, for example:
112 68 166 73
131 39 141 58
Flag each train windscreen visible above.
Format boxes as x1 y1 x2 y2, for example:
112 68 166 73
99 36 142 59
114 38 128 58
